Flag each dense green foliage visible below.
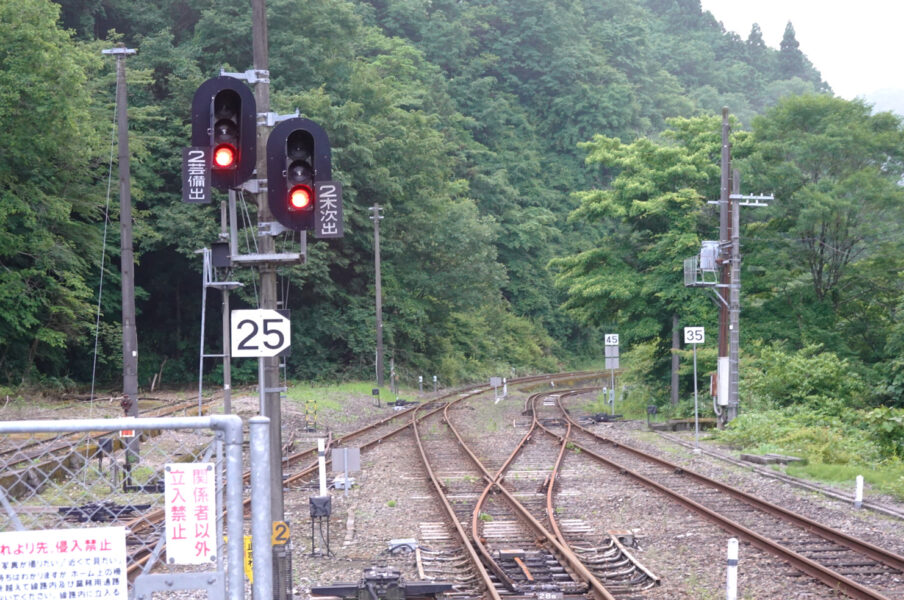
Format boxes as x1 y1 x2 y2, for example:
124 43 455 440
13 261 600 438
6 0 902 417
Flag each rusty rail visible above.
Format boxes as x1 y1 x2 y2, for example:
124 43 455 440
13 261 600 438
537 390 904 600
125 371 603 576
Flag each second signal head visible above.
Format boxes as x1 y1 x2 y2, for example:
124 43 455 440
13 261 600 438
267 118 333 231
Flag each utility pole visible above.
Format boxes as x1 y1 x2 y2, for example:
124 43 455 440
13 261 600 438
369 205 384 386
685 109 771 427
717 108 731 425
250 1 289 597
670 314 679 406
728 170 741 421
103 46 139 460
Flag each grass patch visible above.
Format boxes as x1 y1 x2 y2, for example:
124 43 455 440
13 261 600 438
786 461 904 498
286 381 381 408
716 407 904 500
284 381 419 424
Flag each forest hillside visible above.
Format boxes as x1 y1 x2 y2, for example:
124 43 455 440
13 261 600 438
5 0 902 415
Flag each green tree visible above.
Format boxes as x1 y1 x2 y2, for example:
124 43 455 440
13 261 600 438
741 95 904 381
552 116 729 392
0 0 104 382
777 22 820 85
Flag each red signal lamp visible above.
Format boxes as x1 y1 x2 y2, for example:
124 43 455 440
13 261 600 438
288 184 313 211
213 143 237 169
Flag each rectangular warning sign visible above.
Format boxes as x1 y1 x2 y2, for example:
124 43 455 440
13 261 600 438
0 526 128 600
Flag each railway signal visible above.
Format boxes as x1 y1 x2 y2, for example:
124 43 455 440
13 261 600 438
267 117 343 236
190 76 257 192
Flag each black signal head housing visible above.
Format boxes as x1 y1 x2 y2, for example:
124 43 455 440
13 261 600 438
267 117 332 231
191 76 257 191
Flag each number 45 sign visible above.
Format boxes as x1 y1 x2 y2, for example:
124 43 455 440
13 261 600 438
231 309 291 357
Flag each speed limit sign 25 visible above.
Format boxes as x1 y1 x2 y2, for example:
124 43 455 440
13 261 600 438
231 309 291 357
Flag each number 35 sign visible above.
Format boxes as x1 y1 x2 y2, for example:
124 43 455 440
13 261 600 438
683 326 705 345
231 309 291 357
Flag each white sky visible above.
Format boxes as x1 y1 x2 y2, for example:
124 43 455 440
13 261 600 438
699 0 904 102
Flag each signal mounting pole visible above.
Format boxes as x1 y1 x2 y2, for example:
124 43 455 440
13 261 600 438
250 0 289 597
717 108 731 425
102 46 140 460
684 108 771 427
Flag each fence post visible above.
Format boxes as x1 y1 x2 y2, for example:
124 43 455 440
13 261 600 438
215 415 245 600
250 416 274 600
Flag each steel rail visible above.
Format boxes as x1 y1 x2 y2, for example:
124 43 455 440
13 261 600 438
656 431 904 521
557 396 904 574
536 392 573 547
124 371 602 577
275 369 603 484
533 390 661 589
539 391 903 600
440 392 618 600
0 396 215 467
411 396 504 600
279 371 605 487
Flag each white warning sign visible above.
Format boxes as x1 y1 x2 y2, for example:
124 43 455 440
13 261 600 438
165 462 217 564
0 526 128 599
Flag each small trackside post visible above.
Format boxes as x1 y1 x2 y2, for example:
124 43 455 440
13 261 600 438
318 438 328 496
726 538 738 600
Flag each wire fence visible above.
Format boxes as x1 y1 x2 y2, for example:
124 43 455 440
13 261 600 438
0 414 257 600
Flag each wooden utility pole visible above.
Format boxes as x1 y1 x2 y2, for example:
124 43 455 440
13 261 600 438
671 314 679 406
370 205 384 386
104 46 140 457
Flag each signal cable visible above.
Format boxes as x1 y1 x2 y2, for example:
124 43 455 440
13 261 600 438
236 188 260 304
89 72 121 411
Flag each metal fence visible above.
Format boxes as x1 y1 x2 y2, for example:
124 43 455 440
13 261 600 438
0 414 272 600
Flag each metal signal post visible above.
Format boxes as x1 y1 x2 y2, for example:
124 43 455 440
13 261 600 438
248 1 293 596
184 3 343 595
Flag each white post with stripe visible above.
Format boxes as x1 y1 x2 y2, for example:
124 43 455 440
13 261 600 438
318 438 328 497
726 537 738 600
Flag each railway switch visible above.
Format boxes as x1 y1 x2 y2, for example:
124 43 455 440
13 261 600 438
310 567 453 600
387 538 418 554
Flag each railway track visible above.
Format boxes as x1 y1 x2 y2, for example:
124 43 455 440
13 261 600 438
537 389 904 600
655 431 904 521
411 384 658 599
123 371 604 579
0 395 216 468
8 376 904 599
